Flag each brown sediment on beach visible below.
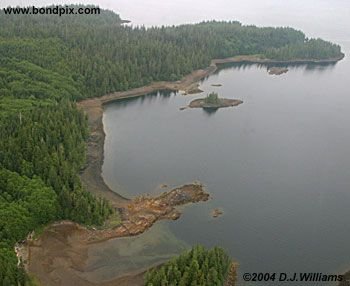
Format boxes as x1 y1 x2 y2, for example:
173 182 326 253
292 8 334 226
77 53 344 207
225 262 238 286
211 54 345 65
76 66 216 208
27 221 148 286
338 270 350 286
27 53 343 285
86 182 210 243
27 183 209 286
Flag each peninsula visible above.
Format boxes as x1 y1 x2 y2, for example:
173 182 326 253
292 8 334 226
0 4 345 286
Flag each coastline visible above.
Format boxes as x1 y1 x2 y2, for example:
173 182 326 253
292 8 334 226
26 54 344 285
77 53 345 207
211 54 345 65
26 183 209 286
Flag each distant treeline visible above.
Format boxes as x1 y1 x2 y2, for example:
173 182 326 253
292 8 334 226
265 38 342 60
0 5 343 285
0 6 342 98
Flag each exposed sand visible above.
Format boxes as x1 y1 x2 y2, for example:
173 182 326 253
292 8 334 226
28 183 209 285
28 222 148 286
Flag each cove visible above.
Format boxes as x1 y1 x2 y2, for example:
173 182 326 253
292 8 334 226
102 42 350 284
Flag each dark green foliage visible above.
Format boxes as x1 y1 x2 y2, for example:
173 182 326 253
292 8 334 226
0 97 52 117
0 169 58 285
0 52 83 100
0 169 58 243
145 245 231 286
0 102 112 285
0 101 112 225
0 5 342 284
265 38 342 60
204 92 220 105
0 245 26 286
0 7 342 98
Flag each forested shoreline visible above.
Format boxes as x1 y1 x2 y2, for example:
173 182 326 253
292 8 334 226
0 5 343 285
145 245 232 286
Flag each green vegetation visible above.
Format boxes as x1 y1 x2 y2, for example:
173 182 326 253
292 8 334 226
0 101 112 225
0 102 113 285
0 7 342 98
0 244 26 286
265 38 342 60
0 169 58 243
145 245 231 286
0 168 57 285
204 92 221 105
0 5 343 285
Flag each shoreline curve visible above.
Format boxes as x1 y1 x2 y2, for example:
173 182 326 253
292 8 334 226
26 53 344 285
77 53 344 206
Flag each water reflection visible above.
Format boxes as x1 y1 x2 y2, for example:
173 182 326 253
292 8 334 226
103 50 350 285
115 90 176 108
216 61 338 75
82 222 188 283
202 107 219 115
109 61 339 113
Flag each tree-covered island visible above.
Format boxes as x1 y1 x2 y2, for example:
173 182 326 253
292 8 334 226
189 92 243 109
0 5 344 285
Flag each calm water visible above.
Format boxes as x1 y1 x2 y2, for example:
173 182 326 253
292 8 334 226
2 0 349 284
98 1 350 281
102 41 350 284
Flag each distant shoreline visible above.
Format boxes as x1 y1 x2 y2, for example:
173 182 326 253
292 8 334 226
77 53 345 207
26 53 344 286
211 53 345 65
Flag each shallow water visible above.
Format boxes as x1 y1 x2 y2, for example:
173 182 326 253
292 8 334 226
3 0 349 284
102 41 350 284
82 223 188 282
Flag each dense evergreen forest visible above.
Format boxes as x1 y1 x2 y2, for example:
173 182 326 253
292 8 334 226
0 4 343 285
145 245 231 286
0 5 342 98
0 102 112 285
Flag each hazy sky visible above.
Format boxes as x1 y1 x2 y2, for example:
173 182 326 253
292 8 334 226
1 0 349 41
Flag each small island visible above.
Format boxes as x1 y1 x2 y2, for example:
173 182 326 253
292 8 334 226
189 92 243 110
268 67 289 75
